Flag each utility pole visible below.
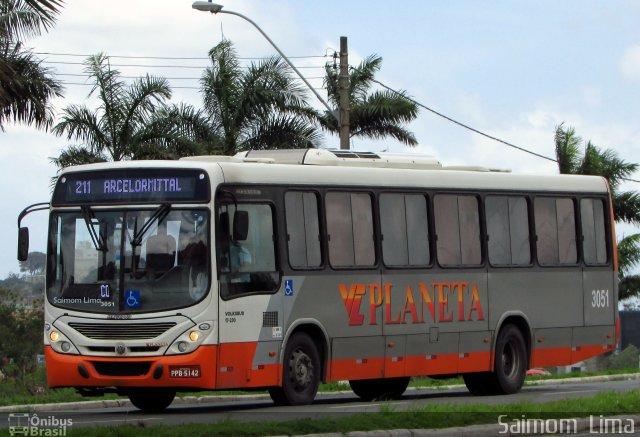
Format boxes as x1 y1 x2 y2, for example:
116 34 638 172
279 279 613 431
339 36 350 150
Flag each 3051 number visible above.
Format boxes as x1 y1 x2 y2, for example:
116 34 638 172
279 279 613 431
591 289 610 308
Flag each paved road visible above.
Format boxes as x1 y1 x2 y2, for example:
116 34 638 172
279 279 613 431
1 378 638 430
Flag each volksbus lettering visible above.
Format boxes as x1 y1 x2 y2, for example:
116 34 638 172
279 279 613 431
339 281 485 326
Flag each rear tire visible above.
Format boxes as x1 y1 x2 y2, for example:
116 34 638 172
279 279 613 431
269 332 320 406
493 324 527 394
128 389 175 412
349 377 410 401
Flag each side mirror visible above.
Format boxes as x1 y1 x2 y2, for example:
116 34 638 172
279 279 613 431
233 211 249 241
18 227 29 261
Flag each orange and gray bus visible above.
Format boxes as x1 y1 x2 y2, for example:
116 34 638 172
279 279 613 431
17 148 618 411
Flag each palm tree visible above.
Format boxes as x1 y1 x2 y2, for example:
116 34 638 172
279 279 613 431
0 0 63 130
320 54 419 146
554 124 640 224
554 124 640 298
199 40 321 156
618 234 640 300
52 53 210 168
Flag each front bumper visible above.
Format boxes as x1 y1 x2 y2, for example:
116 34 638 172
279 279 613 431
45 344 216 389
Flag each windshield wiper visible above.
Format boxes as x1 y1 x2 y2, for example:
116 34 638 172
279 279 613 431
81 206 108 252
130 203 171 247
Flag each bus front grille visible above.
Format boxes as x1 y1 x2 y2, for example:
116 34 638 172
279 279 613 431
68 322 177 340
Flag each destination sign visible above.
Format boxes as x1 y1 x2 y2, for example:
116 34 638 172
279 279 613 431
52 169 210 205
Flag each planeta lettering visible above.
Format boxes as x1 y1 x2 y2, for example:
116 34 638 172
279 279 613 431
339 281 485 326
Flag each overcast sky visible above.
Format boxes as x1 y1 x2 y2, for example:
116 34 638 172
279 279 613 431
2 0 639 278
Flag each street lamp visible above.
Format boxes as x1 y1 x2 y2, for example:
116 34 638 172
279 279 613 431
192 1 339 127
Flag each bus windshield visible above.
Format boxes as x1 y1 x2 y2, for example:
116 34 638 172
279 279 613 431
46 209 210 314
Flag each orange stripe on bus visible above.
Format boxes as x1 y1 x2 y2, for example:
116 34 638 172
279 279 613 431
216 342 281 389
531 343 613 368
329 351 492 382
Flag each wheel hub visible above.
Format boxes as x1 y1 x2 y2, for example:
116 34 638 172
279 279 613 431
291 349 312 387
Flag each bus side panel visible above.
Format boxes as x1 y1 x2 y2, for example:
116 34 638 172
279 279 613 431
405 332 460 376
216 341 282 389
531 327 572 367
381 271 490 378
571 326 616 363
582 270 616 326
283 274 384 382
384 335 406 378
488 271 583 330
330 336 385 381
458 331 492 373
217 293 283 389
572 269 617 364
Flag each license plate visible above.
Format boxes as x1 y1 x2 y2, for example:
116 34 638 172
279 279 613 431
169 365 201 378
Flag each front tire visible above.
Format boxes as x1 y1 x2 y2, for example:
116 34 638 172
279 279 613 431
128 388 175 412
269 332 320 406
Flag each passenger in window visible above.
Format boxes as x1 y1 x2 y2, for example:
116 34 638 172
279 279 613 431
230 240 252 282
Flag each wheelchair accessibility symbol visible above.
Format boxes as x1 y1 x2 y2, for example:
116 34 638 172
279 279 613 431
284 279 294 297
125 290 141 309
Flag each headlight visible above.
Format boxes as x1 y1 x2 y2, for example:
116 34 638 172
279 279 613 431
166 323 212 355
47 328 79 355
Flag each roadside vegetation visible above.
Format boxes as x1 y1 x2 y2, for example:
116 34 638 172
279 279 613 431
57 390 640 437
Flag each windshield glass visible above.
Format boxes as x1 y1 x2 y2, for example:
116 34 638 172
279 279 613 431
47 209 210 314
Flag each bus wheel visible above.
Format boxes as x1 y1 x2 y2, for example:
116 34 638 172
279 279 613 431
349 377 410 401
493 324 527 394
128 388 175 412
270 332 320 405
463 372 494 395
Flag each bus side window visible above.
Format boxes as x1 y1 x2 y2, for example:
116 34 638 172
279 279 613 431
486 196 531 266
380 193 430 267
434 194 481 267
326 192 375 268
534 197 577 266
285 191 321 268
581 198 607 265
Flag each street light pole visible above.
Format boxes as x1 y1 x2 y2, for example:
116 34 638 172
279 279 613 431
192 1 340 129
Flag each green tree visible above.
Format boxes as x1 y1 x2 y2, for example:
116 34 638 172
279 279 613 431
321 54 419 146
52 53 209 167
18 250 45 276
0 301 43 381
199 40 321 156
554 124 640 297
0 0 63 130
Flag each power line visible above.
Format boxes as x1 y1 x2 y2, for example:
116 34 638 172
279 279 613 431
60 81 201 90
44 60 326 69
57 72 325 81
371 78 557 163
370 78 639 183
36 51 329 60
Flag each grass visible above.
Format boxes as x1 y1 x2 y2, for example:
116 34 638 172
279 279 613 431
2 367 637 407
60 390 640 436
